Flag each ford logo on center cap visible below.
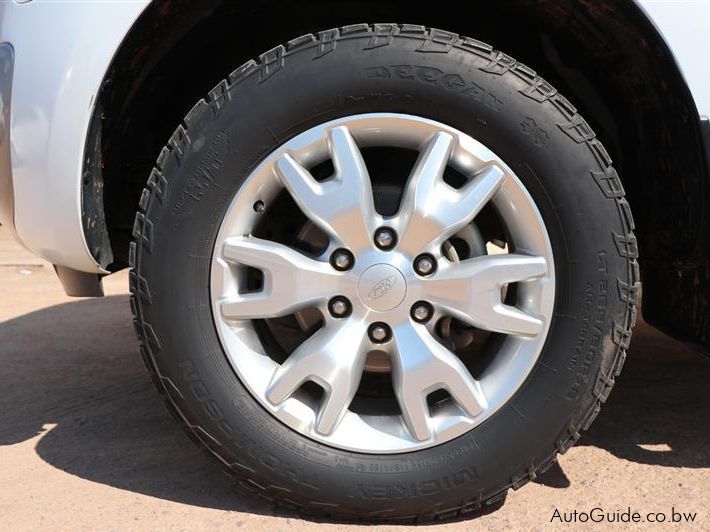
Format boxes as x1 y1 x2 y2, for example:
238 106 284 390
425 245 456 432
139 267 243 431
368 275 397 300
358 264 406 312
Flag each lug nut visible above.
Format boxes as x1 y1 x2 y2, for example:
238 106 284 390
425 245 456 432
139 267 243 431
330 249 354 271
329 297 352 318
414 254 436 276
411 302 433 324
374 227 397 250
368 322 391 343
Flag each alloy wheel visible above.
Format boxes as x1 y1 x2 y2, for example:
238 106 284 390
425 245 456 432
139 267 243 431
210 113 555 453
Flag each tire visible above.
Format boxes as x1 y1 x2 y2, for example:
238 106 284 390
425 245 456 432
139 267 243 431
130 24 638 522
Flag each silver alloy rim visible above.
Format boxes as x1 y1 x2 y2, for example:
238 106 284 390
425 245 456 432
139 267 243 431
210 113 555 453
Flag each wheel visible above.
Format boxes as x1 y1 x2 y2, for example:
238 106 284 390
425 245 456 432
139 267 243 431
130 24 638 521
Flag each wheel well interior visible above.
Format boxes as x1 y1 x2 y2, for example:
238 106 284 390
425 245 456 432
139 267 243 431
91 0 709 335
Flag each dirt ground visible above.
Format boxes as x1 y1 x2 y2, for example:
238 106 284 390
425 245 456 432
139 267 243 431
0 226 708 531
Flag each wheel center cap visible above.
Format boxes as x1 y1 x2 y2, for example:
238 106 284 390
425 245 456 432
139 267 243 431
358 263 407 312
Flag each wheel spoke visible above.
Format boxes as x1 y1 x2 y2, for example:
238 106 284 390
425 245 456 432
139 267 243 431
397 132 505 253
219 236 342 319
266 321 368 435
274 126 378 252
423 254 548 337
391 322 487 441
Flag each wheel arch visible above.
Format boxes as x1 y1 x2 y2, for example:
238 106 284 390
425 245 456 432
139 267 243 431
88 0 710 349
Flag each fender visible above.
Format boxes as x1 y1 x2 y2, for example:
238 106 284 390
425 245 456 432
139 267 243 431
0 0 149 273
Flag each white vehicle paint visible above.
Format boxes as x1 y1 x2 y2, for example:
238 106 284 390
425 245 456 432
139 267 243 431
0 0 707 277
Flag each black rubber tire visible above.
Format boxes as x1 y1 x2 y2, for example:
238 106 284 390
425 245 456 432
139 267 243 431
130 24 638 523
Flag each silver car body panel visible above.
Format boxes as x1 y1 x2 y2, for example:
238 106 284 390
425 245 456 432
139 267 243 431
0 43 14 240
0 0 149 273
639 0 710 117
